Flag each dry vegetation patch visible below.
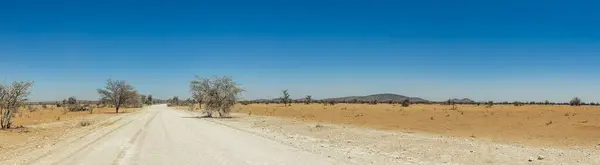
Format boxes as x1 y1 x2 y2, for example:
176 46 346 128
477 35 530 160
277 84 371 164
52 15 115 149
0 105 139 154
9 105 138 126
233 103 600 147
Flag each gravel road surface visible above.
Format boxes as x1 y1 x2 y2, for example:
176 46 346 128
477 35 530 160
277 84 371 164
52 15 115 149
5 105 353 165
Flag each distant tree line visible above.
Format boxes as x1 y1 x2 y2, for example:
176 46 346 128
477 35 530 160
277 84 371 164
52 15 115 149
238 95 595 107
166 96 196 107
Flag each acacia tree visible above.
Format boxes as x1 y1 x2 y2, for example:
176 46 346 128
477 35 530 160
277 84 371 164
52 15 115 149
305 95 312 104
281 90 291 106
97 79 138 113
190 76 243 117
0 81 34 129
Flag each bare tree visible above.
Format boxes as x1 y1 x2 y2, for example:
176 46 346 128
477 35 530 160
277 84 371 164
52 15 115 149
305 95 312 104
190 76 243 117
0 81 34 129
97 79 138 113
281 90 291 106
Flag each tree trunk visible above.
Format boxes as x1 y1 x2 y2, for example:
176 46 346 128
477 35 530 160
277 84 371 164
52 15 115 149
0 109 5 129
116 107 119 113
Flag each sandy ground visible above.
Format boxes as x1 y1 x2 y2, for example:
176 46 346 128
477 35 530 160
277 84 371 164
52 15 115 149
0 106 138 157
173 105 600 164
233 104 600 147
205 113 600 165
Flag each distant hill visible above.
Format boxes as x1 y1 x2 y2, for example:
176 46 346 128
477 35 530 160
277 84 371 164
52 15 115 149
246 93 429 103
323 93 429 103
448 98 476 104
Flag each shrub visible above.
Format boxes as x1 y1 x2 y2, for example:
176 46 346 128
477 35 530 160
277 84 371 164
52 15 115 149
169 96 180 106
68 105 90 112
27 105 36 112
485 101 494 108
450 105 458 110
369 100 378 105
570 97 582 106
349 99 358 104
513 101 524 106
328 100 336 106
79 120 92 127
401 99 410 107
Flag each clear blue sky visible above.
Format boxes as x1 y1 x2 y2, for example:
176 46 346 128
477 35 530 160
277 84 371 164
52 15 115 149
1 0 599 102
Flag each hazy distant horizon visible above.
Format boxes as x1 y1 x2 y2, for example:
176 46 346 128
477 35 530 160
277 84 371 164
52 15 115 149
2 0 599 103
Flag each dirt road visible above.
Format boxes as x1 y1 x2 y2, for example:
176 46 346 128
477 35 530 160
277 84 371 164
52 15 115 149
3 105 355 165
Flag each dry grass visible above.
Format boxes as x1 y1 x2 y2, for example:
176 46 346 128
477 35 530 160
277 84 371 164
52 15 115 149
234 103 600 147
10 105 135 126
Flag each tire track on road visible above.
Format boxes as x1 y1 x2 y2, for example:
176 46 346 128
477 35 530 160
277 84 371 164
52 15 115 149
14 113 135 165
112 111 159 165
48 112 150 165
